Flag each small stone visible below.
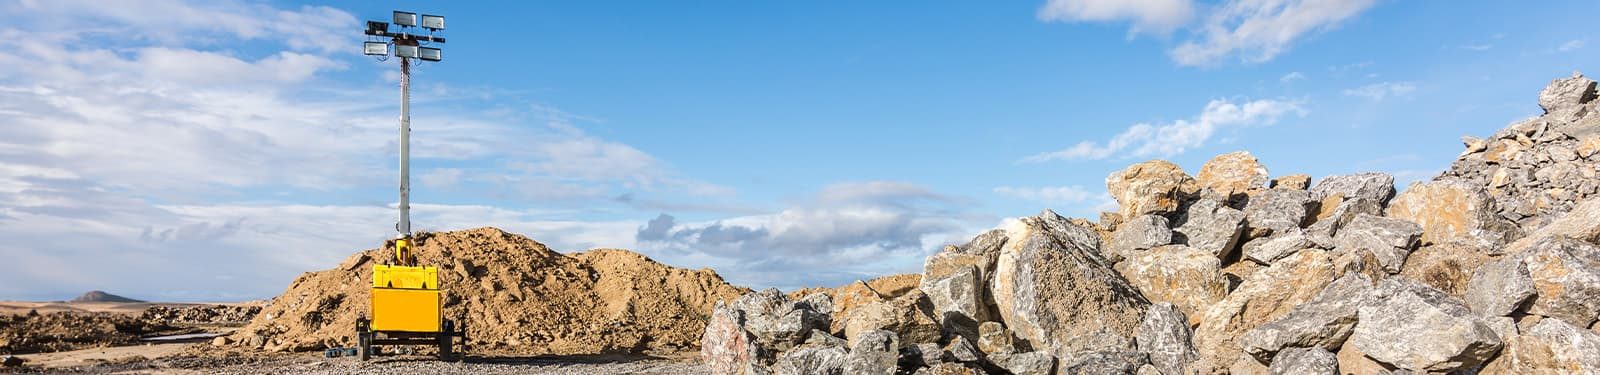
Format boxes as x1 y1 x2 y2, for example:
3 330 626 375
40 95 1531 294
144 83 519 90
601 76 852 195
1267 347 1338 375
1351 278 1503 372
976 321 1015 355
1137 303 1199 375
212 336 232 347
2 356 23 367
1270 174 1312 191
1197 151 1271 198
1332 214 1423 274
1107 160 1201 218
1173 198 1248 259
912 363 983 375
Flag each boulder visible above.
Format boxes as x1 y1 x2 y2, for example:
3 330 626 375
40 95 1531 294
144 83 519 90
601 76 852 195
1308 173 1396 209
1267 347 1338 375
1397 243 1493 298
904 342 946 368
976 321 1015 355
1519 236 1600 327
942 336 981 364
1238 272 1373 363
1196 151 1271 198
1242 229 1315 265
1385 178 1524 252
1304 196 1384 246
1538 71 1598 120
1334 339 1390 375
730 288 832 352
772 342 847 375
1193 249 1338 372
1136 303 1199 375
1481 318 1600 374
1115 245 1227 323
1351 278 1502 372
1058 351 1152 375
912 363 983 375
841 330 898 375
1270 174 1311 191
702 302 772 375
1243 189 1316 236
919 265 986 341
991 210 1150 359
1505 197 1600 253
840 290 941 350
1106 214 1174 263
1464 255 1537 317
989 351 1055 375
1173 198 1248 259
1331 214 1423 274
1107 160 1201 218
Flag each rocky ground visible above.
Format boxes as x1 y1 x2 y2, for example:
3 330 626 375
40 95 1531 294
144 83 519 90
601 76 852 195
0 352 704 374
699 73 1600 374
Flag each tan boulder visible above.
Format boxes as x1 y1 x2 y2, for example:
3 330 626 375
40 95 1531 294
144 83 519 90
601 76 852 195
1270 174 1312 190
839 290 941 350
1197 151 1270 198
1115 245 1228 325
1107 160 1200 218
1398 243 1493 298
1192 249 1338 371
1385 178 1523 251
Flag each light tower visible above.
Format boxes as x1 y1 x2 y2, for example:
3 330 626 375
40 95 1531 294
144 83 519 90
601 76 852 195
364 11 445 256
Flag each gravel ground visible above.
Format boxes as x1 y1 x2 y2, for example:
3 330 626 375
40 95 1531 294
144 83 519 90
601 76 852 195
2 353 708 374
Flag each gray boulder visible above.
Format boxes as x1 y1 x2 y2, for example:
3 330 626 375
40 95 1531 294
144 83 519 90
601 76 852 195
1239 273 1373 363
1243 229 1315 265
1304 196 1384 245
992 210 1150 360
1173 198 1248 259
1309 172 1397 208
1332 214 1422 274
1107 214 1174 263
1244 189 1316 236
1464 255 1536 317
903 342 945 368
1538 71 1598 120
1482 318 1600 373
1058 351 1152 375
841 329 897 375
1136 303 1198 375
1350 278 1502 372
943 335 981 364
1267 347 1338 375
729 288 832 352
919 265 986 341
772 343 847 375
1518 236 1600 328
989 351 1055 375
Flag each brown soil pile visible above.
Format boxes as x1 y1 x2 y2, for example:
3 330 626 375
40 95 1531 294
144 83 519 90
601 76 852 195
233 227 747 355
0 311 178 355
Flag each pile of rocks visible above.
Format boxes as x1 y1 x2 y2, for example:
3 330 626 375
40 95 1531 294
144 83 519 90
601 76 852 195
701 73 1600 374
140 304 262 326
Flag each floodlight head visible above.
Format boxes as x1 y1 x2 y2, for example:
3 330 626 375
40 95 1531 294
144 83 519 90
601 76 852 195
392 11 417 27
364 41 389 56
395 44 419 59
418 47 441 62
420 14 444 30
365 21 389 35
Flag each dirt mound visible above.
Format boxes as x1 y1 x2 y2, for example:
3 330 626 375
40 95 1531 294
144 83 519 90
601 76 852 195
234 227 747 355
140 305 260 326
70 291 142 303
0 311 178 355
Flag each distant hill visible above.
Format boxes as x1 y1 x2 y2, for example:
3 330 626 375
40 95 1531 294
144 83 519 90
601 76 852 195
70 290 144 303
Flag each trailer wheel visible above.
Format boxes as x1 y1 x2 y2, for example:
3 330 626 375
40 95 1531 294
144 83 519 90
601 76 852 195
438 319 455 360
356 318 373 361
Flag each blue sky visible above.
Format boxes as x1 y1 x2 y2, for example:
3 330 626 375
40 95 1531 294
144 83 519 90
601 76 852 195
1 0 1596 301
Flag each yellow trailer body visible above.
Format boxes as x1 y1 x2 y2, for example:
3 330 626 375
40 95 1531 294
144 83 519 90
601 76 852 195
370 265 440 332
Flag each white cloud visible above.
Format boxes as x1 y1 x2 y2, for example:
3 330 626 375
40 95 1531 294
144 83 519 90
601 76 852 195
993 186 1097 203
1169 0 1379 66
1559 39 1585 52
1037 0 1196 35
1343 81 1417 100
1280 71 1306 83
13 0 356 53
1023 98 1306 162
1458 44 1493 51
635 182 991 289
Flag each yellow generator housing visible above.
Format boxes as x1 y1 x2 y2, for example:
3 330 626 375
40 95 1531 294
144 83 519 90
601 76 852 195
371 265 440 332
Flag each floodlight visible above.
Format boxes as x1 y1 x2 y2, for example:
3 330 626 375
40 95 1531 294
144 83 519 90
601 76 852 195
418 47 441 61
393 11 417 27
395 45 419 58
364 41 389 56
366 21 389 35
420 14 444 30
